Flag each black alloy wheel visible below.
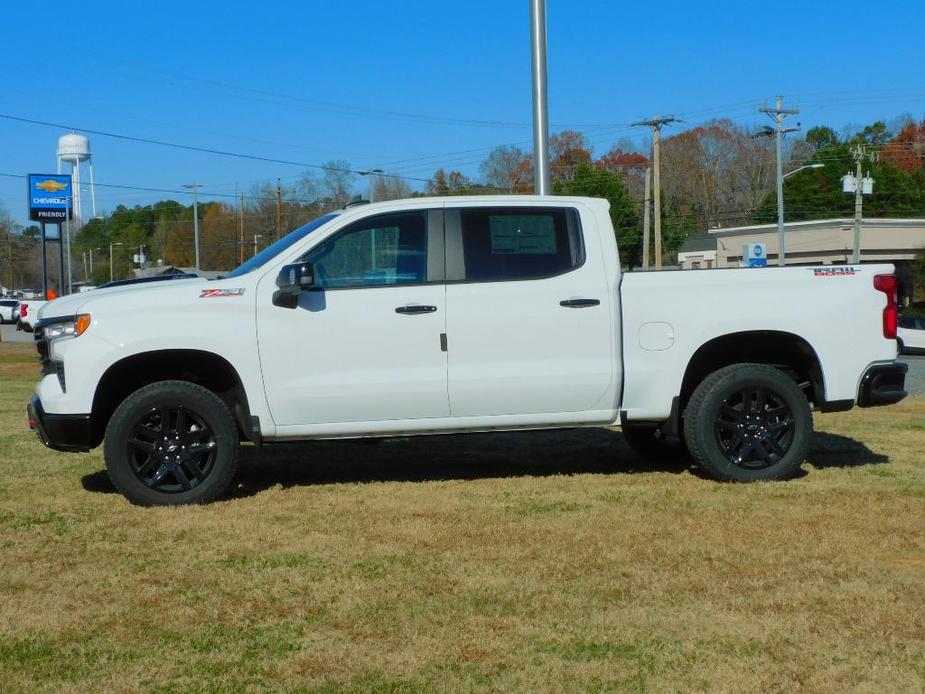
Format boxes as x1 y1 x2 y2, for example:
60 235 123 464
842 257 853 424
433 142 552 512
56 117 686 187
684 363 812 482
713 386 794 469
127 405 217 493
105 380 239 506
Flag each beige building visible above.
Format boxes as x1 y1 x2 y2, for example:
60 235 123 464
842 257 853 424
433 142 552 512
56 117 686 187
677 218 925 270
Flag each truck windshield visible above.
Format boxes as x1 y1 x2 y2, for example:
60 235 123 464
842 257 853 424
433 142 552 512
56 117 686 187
225 213 340 278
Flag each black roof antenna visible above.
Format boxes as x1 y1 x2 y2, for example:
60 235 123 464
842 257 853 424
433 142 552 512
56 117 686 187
343 195 369 209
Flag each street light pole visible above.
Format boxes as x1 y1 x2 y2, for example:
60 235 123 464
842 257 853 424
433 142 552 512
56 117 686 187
64 195 72 295
182 183 202 273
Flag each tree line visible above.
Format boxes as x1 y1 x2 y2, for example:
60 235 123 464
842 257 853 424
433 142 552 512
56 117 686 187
3 115 925 289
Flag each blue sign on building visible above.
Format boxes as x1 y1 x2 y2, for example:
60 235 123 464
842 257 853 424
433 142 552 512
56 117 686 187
27 173 72 222
743 242 768 268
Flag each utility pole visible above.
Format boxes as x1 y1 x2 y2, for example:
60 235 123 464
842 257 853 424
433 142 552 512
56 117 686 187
275 179 283 241
642 167 651 269
757 96 800 266
847 144 875 264
359 169 385 202
109 242 123 283
253 234 263 258
6 222 12 290
530 0 551 194
182 183 202 273
632 117 680 269
239 192 245 266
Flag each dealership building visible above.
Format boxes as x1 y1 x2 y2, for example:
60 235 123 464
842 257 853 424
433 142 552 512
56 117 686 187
677 217 925 299
678 218 925 269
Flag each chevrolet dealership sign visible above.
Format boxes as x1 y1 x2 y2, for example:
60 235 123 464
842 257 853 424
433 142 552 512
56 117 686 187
28 174 72 222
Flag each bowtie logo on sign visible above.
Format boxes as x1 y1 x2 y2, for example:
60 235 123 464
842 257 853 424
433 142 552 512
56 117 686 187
27 174 73 222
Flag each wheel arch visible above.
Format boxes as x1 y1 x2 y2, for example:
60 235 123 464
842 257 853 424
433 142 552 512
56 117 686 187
679 330 825 412
91 349 253 448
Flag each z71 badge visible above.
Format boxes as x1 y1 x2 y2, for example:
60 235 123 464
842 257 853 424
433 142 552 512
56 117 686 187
199 288 245 298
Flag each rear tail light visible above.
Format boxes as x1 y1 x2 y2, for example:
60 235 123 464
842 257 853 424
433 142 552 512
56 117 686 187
20 303 28 318
874 274 898 339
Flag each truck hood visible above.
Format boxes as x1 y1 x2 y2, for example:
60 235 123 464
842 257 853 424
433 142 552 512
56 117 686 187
37 277 207 321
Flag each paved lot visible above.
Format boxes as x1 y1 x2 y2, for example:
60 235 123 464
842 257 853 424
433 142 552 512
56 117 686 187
901 354 925 395
0 323 32 343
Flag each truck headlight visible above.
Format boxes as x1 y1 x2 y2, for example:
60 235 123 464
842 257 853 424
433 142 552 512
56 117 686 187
45 314 92 340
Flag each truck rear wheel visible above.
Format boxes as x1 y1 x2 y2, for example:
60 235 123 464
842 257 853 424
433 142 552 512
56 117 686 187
684 364 812 482
104 380 239 506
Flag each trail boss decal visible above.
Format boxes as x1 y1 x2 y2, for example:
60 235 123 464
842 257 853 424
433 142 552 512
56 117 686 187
811 267 858 277
199 288 245 298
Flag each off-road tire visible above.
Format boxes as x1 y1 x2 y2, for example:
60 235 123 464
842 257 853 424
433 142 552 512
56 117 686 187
104 380 239 506
684 363 812 482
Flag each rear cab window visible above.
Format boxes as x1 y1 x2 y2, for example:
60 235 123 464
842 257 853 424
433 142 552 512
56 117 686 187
445 206 583 282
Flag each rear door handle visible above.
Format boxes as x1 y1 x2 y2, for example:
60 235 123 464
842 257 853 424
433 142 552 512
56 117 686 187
560 298 600 308
395 304 438 315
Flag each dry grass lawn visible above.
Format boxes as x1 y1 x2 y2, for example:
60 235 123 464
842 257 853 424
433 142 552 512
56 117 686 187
0 341 923 692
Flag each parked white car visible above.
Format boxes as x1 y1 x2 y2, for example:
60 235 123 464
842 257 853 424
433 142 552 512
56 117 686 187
27 196 907 505
898 315 925 355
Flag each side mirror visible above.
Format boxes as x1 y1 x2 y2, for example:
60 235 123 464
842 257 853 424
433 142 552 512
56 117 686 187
272 262 315 309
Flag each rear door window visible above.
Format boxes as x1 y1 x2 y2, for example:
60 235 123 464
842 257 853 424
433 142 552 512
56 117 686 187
447 207 583 282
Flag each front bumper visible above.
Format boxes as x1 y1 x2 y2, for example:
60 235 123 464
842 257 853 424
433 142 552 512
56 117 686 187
27 395 92 453
857 362 908 408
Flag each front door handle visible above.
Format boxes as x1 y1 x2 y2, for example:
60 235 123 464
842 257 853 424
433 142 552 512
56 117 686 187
560 298 600 308
395 304 438 315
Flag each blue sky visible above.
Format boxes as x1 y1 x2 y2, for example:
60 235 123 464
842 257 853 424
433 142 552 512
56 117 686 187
1 0 923 225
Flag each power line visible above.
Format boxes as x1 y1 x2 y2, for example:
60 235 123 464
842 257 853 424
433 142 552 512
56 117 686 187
0 113 433 184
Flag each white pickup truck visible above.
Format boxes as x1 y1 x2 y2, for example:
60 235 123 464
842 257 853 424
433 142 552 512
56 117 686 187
27 196 907 506
16 298 47 332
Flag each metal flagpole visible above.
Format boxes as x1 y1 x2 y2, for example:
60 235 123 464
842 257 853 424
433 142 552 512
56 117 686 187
530 0 551 194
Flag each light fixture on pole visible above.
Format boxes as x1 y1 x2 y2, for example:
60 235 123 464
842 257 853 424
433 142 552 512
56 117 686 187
182 183 202 273
783 163 824 179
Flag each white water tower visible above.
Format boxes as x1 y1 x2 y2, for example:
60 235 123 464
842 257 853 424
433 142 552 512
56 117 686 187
56 133 97 225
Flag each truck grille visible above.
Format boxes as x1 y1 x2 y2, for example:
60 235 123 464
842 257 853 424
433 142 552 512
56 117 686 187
33 323 52 375
55 360 66 392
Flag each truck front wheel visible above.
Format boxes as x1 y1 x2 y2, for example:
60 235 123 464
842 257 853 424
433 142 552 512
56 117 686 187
104 380 239 506
684 364 812 482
